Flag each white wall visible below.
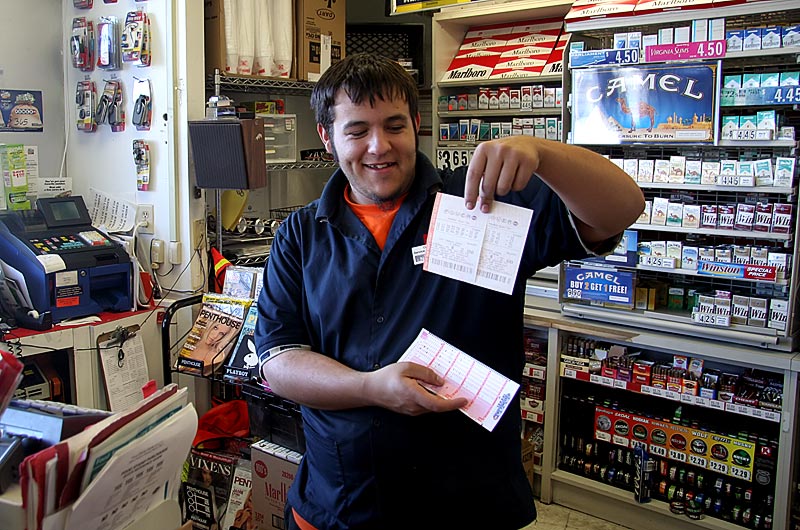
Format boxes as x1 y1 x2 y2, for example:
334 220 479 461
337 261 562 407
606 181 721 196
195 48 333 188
0 0 65 180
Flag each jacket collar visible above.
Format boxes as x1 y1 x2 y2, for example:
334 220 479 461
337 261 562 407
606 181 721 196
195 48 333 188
315 152 442 226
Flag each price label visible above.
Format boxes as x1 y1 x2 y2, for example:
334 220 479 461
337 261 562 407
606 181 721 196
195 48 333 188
664 390 680 401
614 380 627 390
717 174 740 186
693 312 730 327
650 445 667 457
709 460 728 474
563 368 577 379
681 394 694 404
689 454 708 468
645 40 726 62
695 396 709 408
436 148 474 172
613 435 630 447
731 129 758 141
565 288 582 299
638 255 677 269
763 86 800 106
763 410 780 422
590 374 602 385
600 376 615 387
730 466 751 481
709 400 725 411
570 48 639 68
736 404 751 416
631 440 646 450
669 449 687 462
650 387 664 398
597 431 612 442
640 385 652 395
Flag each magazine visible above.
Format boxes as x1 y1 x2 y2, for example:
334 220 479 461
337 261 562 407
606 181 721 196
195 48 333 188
180 448 238 530
177 302 245 376
224 303 259 384
222 265 262 299
220 461 254 530
203 292 253 320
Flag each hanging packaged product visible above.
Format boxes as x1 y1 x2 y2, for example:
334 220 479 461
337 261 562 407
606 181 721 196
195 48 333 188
76 80 97 132
96 79 125 132
122 10 152 67
132 78 152 131
70 17 95 71
73 0 92 8
97 16 122 70
133 140 151 191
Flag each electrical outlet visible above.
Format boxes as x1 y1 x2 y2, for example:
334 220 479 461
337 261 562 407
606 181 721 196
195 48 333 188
135 204 154 234
192 218 205 249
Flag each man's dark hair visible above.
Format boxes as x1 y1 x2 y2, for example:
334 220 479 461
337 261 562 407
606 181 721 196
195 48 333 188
311 53 419 135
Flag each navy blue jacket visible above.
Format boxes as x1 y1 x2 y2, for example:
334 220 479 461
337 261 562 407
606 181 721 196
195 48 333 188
255 153 589 529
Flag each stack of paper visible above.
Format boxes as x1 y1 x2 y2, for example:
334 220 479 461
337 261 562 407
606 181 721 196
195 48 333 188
19 384 196 530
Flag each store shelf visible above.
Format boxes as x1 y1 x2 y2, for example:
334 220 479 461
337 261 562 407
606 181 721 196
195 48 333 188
636 182 795 194
267 161 337 171
559 363 781 422
550 470 740 530
439 108 562 118
438 74 563 88
206 74 317 95
565 0 800 32
717 139 797 148
560 303 793 352
630 223 793 241
633 263 788 285
436 0 573 25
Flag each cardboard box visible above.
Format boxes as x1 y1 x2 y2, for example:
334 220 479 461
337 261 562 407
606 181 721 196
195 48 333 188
252 441 303 530
296 0 346 81
204 0 236 74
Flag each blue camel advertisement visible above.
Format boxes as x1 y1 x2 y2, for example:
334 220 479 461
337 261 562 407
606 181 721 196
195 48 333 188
571 63 716 144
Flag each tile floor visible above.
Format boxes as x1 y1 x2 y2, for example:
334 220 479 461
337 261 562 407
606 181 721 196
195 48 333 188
522 501 631 530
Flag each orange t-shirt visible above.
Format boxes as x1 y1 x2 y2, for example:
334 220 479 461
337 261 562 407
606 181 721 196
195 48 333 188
344 186 406 251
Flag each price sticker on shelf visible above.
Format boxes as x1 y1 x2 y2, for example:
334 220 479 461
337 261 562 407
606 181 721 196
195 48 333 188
709 400 725 411
596 430 612 442
644 40 726 62
689 454 708 468
570 48 639 68
763 410 780 422
563 368 577 379
613 380 627 390
692 312 730 327
436 148 474 172
650 445 667 458
730 466 751 481
613 435 630 447
762 86 800 106
709 460 728 474
630 440 646 450
663 390 680 401
669 449 687 463
638 255 677 269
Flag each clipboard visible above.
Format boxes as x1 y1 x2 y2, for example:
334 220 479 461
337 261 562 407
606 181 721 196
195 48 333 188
96 325 149 412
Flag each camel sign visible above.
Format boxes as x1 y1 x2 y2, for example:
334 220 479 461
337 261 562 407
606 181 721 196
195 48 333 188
571 63 717 144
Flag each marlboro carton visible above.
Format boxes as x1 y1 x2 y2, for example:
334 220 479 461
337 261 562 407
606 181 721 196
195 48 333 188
633 0 712 16
565 0 637 23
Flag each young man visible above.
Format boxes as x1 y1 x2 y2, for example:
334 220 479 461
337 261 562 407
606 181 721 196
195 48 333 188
255 53 644 529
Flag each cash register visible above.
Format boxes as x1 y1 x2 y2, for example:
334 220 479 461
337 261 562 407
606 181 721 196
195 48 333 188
0 196 132 327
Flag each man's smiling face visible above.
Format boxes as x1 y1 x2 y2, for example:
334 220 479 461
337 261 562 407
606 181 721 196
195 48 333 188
317 89 420 206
